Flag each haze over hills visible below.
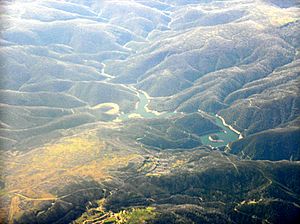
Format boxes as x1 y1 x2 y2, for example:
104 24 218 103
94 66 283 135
0 0 299 223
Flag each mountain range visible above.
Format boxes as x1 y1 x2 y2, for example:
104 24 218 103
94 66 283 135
0 0 299 223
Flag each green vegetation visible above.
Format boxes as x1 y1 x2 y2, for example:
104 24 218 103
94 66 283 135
114 207 156 224
75 203 156 224
0 0 299 223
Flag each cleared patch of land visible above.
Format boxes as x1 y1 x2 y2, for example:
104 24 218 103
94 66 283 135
92 103 120 115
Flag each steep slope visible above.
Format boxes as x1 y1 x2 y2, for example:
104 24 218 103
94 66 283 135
230 126 300 161
0 0 299 224
1 124 300 224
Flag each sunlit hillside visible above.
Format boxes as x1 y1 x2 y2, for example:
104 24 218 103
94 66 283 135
0 0 299 223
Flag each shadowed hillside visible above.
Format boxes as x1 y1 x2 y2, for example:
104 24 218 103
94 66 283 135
0 0 299 223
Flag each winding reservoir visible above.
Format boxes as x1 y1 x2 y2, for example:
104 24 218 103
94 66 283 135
118 88 241 148
102 63 240 148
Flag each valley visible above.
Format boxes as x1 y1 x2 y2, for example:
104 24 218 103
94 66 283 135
0 0 299 223
102 63 241 148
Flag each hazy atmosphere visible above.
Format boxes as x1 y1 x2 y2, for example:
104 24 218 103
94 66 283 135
0 0 299 223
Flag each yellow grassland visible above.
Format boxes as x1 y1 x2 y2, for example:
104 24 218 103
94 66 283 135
0 131 142 223
171 159 186 168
